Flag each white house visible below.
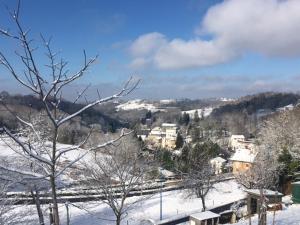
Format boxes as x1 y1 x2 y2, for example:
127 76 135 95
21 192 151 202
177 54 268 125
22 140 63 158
147 123 179 149
229 135 245 150
210 157 226 174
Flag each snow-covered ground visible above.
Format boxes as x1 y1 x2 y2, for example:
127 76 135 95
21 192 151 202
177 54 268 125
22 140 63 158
0 135 101 186
160 99 176 104
9 180 246 225
181 107 213 119
227 204 300 225
116 99 158 112
0 135 96 163
219 97 235 102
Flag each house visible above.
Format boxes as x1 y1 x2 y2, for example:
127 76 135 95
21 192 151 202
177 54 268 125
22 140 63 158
210 157 226 174
229 135 256 153
230 148 257 174
246 189 283 215
137 128 151 141
148 127 163 147
229 135 245 150
162 123 178 149
147 123 179 149
190 211 220 225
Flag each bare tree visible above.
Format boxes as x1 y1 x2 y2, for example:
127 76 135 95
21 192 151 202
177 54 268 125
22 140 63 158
80 136 151 225
0 152 52 225
179 144 214 211
0 176 37 225
0 181 15 225
235 143 280 225
259 109 300 159
250 110 300 225
0 2 139 225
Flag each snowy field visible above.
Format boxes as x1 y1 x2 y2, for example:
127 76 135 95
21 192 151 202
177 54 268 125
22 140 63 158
9 180 246 225
116 99 158 112
226 204 300 225
181 107 213 119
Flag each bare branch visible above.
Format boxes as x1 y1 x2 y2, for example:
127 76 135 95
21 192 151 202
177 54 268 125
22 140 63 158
55 130 133 178
2 127 53 166
57 78 141 126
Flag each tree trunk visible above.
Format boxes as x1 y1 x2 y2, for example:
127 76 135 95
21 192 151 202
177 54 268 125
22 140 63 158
50 175 60 225
31 187 44 225
258 189 267 225
116 214 121 225
65 202 70 225
200 195 206 211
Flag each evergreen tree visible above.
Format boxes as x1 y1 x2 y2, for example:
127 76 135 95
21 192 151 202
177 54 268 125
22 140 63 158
145 110 152 119
175 133 184 149
194 110 200 123
191 126 200 142
180 112 190 126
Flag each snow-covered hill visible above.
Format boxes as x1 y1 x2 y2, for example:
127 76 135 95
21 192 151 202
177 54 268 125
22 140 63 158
116 99 158 112
181 107 213 119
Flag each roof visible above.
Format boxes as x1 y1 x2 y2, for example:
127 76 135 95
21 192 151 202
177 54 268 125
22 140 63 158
231 135 245 139
210 157 226 163
246 189 283 197
230 148 256 163
162 123 177 127
159 168 175 177
190 211 220 221
152 127 162 131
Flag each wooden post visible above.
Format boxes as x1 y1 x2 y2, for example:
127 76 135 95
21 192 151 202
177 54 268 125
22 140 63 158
65 201 70 225
49 204 54 225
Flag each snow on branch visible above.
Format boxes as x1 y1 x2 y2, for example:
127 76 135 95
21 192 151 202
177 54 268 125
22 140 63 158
57 77 140 126
55 129 133 178
2 127 53 166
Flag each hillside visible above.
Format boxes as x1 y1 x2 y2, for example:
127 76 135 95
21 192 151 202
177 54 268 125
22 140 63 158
0 91 127 133
211 92 300 118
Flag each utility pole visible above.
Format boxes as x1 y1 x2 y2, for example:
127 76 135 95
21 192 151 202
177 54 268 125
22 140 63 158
65 201 70 225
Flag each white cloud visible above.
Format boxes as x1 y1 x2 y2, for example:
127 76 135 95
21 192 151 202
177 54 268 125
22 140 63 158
128 32 166 57
129 0 300 70
153 38 235 69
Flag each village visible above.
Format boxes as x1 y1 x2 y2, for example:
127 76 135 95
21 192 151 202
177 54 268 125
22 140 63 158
1 1 300 225
134 108 300 225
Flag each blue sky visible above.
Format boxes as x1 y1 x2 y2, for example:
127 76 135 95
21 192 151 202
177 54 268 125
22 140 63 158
1 0 300 99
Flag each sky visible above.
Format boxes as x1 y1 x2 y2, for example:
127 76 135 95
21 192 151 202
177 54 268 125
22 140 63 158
1 0 300 100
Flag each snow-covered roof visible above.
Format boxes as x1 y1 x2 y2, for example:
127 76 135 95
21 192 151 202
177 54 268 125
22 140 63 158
162 123 177 127
231 135 245 139
210 157 226 163
172 150 181 156
151 127 162 131
230 148 256 163
246 189 283 197
190 211 220 221
160 168 175 177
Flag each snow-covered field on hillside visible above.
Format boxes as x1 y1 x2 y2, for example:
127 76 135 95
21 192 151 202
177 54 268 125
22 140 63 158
181 107 213 119
116 99 158 112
